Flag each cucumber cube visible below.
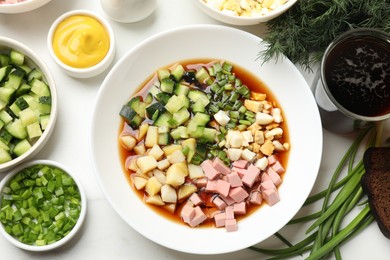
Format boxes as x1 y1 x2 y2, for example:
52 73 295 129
30 78 50 96
39 114 50 130
13 139 32 157
27 122 42 139
0 147 12 163
5 119 27 139
0 110 13 124
19 108 39 127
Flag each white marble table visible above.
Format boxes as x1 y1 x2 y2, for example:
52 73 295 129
0 0 389 259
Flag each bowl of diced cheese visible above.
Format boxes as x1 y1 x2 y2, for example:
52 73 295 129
0 0 52 13
193 0 297 25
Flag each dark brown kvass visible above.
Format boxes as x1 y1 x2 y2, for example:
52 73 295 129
324 33 390 117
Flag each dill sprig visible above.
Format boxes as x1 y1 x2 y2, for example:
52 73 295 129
260 0 390 70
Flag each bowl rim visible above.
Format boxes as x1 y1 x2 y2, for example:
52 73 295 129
47 9 115 76
0 159 87 251
0 36 57 172
0 0 52 14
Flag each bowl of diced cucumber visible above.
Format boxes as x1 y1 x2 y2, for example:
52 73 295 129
0 160 87 251
0 36 57 172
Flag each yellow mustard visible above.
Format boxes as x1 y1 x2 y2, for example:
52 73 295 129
52 15 110 68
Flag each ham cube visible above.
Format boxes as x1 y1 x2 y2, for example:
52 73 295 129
195 178 208 188
225 219 238 232
242 165 260 188
272 160 285 174
225 205 235 219
249 191 263 205
201 160 220 180
213 196 227 210
188 206 208 227
220 195 236 206
267 167 282 186
233 202 246 215
262 189 280 206
231 167 248 178
212 157 231 175
229 186 249 203
189 193 203 206
260 179 276 191
181 203 195 223
214 212 227 227
205 180 218 192
216 179 230 197
232 160 248 169
227 171 243 187
267 155 278 165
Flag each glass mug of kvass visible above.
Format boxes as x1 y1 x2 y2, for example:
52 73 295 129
313 28 390 134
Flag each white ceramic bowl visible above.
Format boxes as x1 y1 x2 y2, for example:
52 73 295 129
47 10 115 79
0 0 52 14
0 37 57 172
0 160 87 251
193 0 297 25
91 24 323 254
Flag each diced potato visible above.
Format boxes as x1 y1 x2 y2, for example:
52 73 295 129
157 158 170 171
133 143 146 155
131 174 148 190
161 184 177 203
227 130 244 148
162 203 176 214
188 164 205 179
137 123 149 141
153 169 166 185
145 176 162 196
178 184 197 200
148 144 164 160
162 144 182 156
166 163 186 187
227 148 242 161
254 157 268 171
167 150 186 164
241 130 253 143
175 161 188 176
241 148 256 161
136 155 158 174
127 157 139 172
145 195 165 206
145 126 158 147
120 135 137 151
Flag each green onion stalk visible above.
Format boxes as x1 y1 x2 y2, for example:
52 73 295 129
249 121 387 259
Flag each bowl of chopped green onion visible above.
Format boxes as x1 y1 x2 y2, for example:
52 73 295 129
0 36 57 172
0 160 87 251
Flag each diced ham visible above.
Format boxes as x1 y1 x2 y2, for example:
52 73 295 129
272 160 285 174
213 196 227 210
205 180 218 192
261 172 272 183
260 179 277 191
242 164 260 188
249 191 262 205
195 178 208 188
262 189 280 206
216 179 230 197
201 160 220 180
220 195 236 206
225 219 238 232
229 186 249 203
189 193 203 206
227 171 243 187
225 206 235 219
231 167 248 178
181 203 195 223
267 155 278 165
267 167 282 186
212 157 231 175
232 160 248 169
214 212 226 227
188 206 208 227
233 202 246 215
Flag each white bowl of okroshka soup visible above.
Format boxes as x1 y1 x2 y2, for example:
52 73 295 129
91 25 322 254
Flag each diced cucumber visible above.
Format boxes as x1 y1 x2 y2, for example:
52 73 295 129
174 83 189 96
0 110 13 124
0 120 4 130
10 96 29 116
170 126 189 140
19 107 38 127
0 87 16 103
13 139 32 157
0 100 6 111
26 122 42 139
195 67 212 85
171 64 185 82
164 95 184 114
30 78 50 96
18 64 32 75
149 85 161 99
188 89 210 107
27 68 43 81
197 128 218 144
171 107 190 126
160 78 175 94
0 147 12 163
0 129 13 145
158 133 171 146
119 105 142 129
0 139 9 151
0 65 12 82
0 54 10 67
5 119 27 139
39 114 50 130
38 97 51 115
145 102 166 121
3 68 25 90
154 111 173 128
157 69 170 81
156 92 171 104
15 83 31 97
192 99 206 113
10 50 24 66
191 112 210 126
144 93 153 104
187 124 204 139
178 94 190 109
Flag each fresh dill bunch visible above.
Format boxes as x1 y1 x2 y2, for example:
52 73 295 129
260 0 390 70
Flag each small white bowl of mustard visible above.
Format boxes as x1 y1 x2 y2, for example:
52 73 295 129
47 10 115 78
